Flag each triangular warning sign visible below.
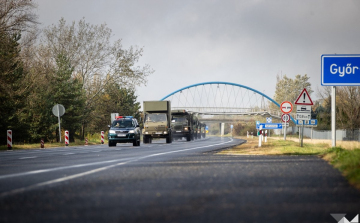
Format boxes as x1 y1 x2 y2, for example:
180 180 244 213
294 88 313 105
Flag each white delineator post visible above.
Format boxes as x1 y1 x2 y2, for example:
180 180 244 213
258 127 262 147
7 130 12 150
265 130 267 143
101 131 105 144
247 131 249 138
65 130 69 146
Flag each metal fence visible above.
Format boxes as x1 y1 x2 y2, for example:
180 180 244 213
301 128 360 141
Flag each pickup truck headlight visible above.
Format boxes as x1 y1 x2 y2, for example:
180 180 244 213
163 131 168 134
109 130 116 134
184 127 188 131
128 130 135 133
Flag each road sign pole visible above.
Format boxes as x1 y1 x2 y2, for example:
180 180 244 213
283 119 287 140
301 123 304 147
332 86 336 147
58 104 61 143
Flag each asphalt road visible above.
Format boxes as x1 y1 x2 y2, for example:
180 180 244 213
0 136 359 223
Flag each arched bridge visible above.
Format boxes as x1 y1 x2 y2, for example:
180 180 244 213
160 81 295 122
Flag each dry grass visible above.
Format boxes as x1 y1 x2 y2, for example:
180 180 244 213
273 136 360 150
219 136 330 155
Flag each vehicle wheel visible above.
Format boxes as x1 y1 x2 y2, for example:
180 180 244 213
108 141 116 147
186 135 191 141
133 139 140 146
143 136 149 144
166 135 172 143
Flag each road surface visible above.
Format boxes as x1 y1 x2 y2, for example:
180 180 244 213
0 137 359 223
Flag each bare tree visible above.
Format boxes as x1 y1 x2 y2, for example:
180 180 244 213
40 18 152 98
0 0 38 33
272 74 312 110
337 86 360 131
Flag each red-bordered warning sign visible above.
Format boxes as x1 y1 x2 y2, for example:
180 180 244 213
280 101 293 114
294 88 313 105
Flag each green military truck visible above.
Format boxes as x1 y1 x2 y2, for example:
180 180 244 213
171 110 193 141
143 101 172 144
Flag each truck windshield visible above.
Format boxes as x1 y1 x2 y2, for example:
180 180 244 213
172 116 188 123
112 120 133 128
145 113 167 122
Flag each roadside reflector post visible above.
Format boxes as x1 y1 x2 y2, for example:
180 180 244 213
258 127 262 147
7 130 12 150
265 130 267 143
101 131 104 144
85 138 88 146
41 138 44 148
65 130 69 146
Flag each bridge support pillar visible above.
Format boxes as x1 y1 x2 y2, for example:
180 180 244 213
220 123 225 136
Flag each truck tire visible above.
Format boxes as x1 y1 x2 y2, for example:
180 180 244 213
186 134 191 141
166 134 172 143
143 136 149 144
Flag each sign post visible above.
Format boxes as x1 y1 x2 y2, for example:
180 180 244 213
294 88 313 147
52 104 65 143
280 101 293 140
321 54 360 147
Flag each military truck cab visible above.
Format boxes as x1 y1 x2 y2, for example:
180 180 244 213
171 110 193 141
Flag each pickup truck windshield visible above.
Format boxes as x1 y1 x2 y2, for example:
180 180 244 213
112 120 133 128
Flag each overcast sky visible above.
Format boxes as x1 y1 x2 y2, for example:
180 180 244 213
34 0 360 104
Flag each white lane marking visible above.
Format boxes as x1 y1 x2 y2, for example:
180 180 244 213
0 158 133 180
92 150 101 153
63 153 74 155
0 138 234 197
19 157 37 160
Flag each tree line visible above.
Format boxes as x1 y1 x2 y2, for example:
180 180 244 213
0 0 153 144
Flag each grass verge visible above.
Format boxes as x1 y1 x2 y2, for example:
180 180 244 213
219 136 360 190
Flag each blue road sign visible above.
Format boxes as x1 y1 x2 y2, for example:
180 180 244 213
205 126 209 130
257 123 283 129
296 119 318 126
321 54 360 86
266 117 272 123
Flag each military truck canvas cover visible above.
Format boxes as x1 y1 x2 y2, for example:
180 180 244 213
143 101 169 112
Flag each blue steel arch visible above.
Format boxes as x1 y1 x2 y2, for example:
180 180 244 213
160 81 295 123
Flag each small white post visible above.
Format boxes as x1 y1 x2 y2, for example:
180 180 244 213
258 127 262 147
101 131 105 144
7 130 12 150
65 130 69 146
265 130 267 142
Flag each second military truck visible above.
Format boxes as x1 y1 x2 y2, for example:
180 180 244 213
143 101 172 143
171 109 193 141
